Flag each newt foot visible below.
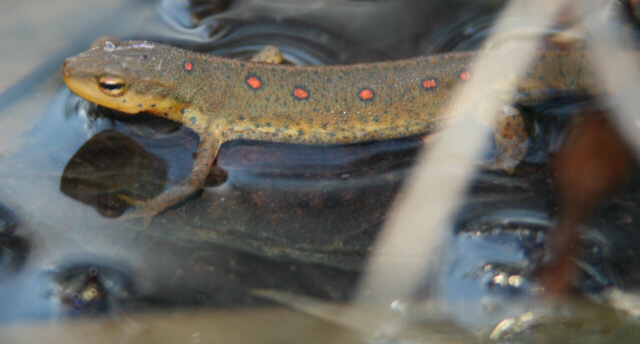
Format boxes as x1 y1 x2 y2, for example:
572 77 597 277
117 194 164 228
118 195 164 229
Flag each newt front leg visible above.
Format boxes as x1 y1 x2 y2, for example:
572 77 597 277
120 128 222 227
117 45 285 227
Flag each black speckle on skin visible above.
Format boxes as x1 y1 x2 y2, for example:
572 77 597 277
163 113 169 116
138 103 143 108
297 129 304 136
266 123 272 127
190 117 197 124
306 118 313 124
123 99 127 103
181 108 186 114
238 115 245 121
151 104 156 107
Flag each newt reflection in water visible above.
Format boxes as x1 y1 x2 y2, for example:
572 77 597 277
62 36 604 225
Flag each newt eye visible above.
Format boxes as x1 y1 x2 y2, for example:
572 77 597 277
97 76 127 96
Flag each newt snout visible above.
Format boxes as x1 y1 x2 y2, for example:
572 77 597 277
62 59 71 79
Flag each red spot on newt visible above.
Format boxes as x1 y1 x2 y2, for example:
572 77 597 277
293 87 309 99
246 76 262 89
459 70 471 81
358 88 374 101
421 78 437 89
184 62 193 71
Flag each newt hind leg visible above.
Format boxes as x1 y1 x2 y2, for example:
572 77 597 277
485 103 530 174
119 132 222 227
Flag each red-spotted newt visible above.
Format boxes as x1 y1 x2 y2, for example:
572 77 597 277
62 36 599 225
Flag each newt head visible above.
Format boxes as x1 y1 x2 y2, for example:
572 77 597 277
62 36 190 123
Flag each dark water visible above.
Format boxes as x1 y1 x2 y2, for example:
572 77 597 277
1 0 640 342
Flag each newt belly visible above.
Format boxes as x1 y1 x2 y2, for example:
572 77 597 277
61 36 601 226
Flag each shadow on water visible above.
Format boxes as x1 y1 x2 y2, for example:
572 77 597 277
2 0 640 342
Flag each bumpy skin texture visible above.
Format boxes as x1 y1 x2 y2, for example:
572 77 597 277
61 36 599 225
